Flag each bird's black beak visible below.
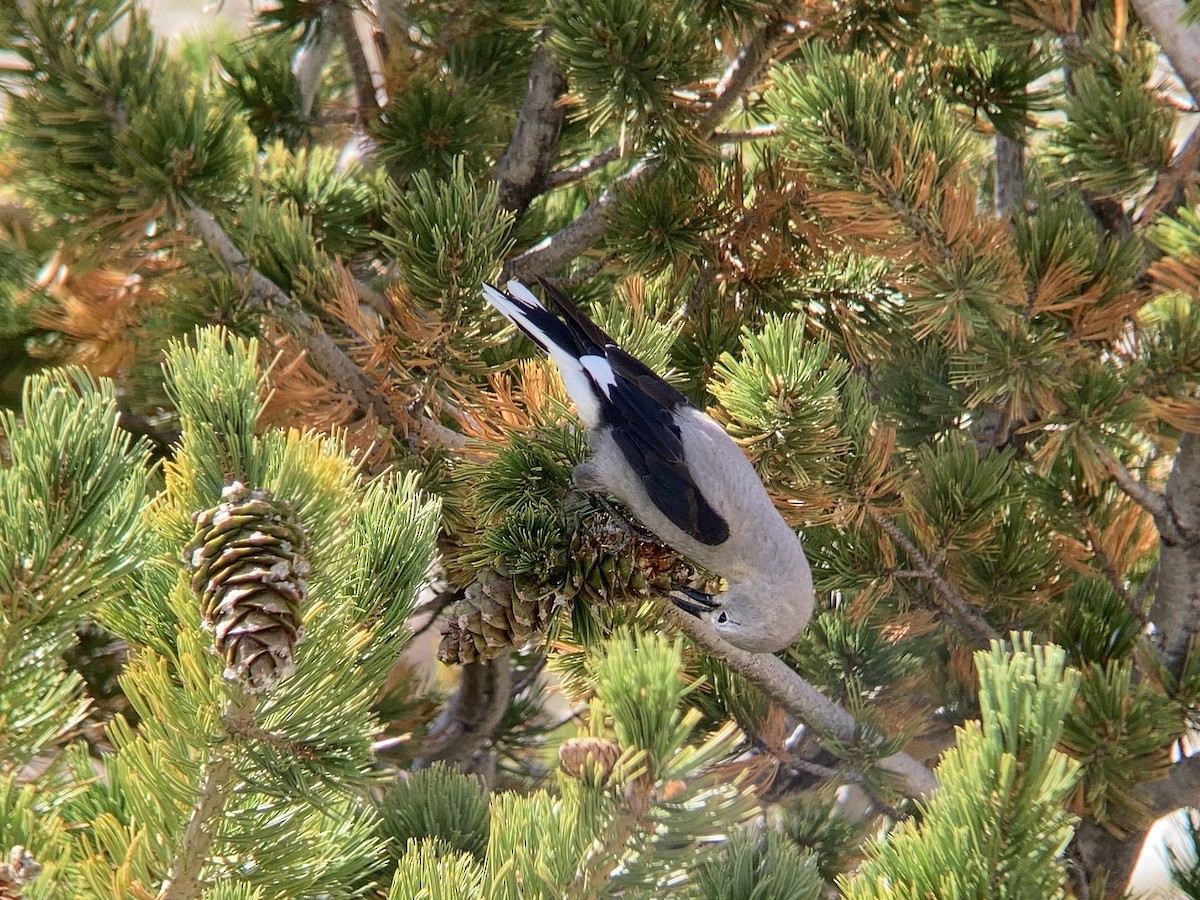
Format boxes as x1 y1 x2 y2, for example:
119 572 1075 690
668 587 720 617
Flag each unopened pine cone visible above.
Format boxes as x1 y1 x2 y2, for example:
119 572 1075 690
184 482 310 694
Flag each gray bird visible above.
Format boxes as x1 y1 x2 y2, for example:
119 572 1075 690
481 278 814 653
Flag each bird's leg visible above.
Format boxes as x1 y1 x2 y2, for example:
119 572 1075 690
667 586 721 617
571 461 658 540
571 460 605 493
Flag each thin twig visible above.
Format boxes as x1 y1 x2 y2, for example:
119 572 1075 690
409 585 466 639
1091 441 1182 544
668 607 937 801
1082 520 1149 625
543 144 625 190
542 253 616 288
352 276 394 319
865 505 1002 644
509 654 548 699
1133 561 1159 611
711 123 781 143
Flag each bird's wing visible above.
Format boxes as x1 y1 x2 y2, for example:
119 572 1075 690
484 279 729 546
538 281 728 544
601 347 730 546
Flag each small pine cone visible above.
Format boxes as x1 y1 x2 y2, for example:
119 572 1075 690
438 568 564 665
558 736 621 785
183 482 310 694
568 509 695 602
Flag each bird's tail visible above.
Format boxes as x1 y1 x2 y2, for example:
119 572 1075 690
482 281 581 355
481 279 608 427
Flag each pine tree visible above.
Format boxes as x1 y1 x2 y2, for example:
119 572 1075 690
2 0 1200 896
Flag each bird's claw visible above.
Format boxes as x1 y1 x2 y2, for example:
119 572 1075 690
668 587 721 617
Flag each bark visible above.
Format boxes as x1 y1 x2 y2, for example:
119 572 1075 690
415 656 512 780
493 45 567 220
994 132 1025 218
1131 0 1200 105
1150 430 1200 680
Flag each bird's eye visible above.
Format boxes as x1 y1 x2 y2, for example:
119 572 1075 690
715 611 729 624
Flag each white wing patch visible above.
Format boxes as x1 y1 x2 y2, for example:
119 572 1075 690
580 355 616 395
481 281 603 428
505 280 541 306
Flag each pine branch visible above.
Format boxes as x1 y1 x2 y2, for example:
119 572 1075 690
1081 521 1149 624
1146 751 1200 817
1089 440 1182 543
865 506 1002 644
503 3 800 279
493 44 567 219
702 6 798 127
159 690 258 900
186 202 466 452
1149 430 1200 678
667 607 938 801
1131 0 1200 105
712 123 780 143
352 276 394 319
331 2 381 114
543 144 625 190
502 158 656 280
416 656 512 777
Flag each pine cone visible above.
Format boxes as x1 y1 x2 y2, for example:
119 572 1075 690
184 482 310 694
568 508 694 602
438 568 563 665
558 736 621 785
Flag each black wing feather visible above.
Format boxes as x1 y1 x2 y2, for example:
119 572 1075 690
540 290 729 545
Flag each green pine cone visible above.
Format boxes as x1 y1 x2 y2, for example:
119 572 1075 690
183 482 310 694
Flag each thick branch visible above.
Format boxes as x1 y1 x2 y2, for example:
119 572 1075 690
668 607 938 801
415 656 511 778
1146 751 1200 817
502 4 799 278
1072 752 1200 894
1131 0 1200 105
186 204 403 434
994 131 1025 218
493 45 567 219
1149 430 1200 678
331 2 381 114
865 506 1002 644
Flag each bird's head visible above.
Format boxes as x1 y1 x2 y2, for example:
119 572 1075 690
667 586 805 654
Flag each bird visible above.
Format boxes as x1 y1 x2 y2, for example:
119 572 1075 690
481 278 814 653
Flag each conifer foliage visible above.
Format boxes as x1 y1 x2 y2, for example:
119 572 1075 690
2 0 1200 896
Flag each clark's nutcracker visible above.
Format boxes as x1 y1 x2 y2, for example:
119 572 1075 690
481 279 814 653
